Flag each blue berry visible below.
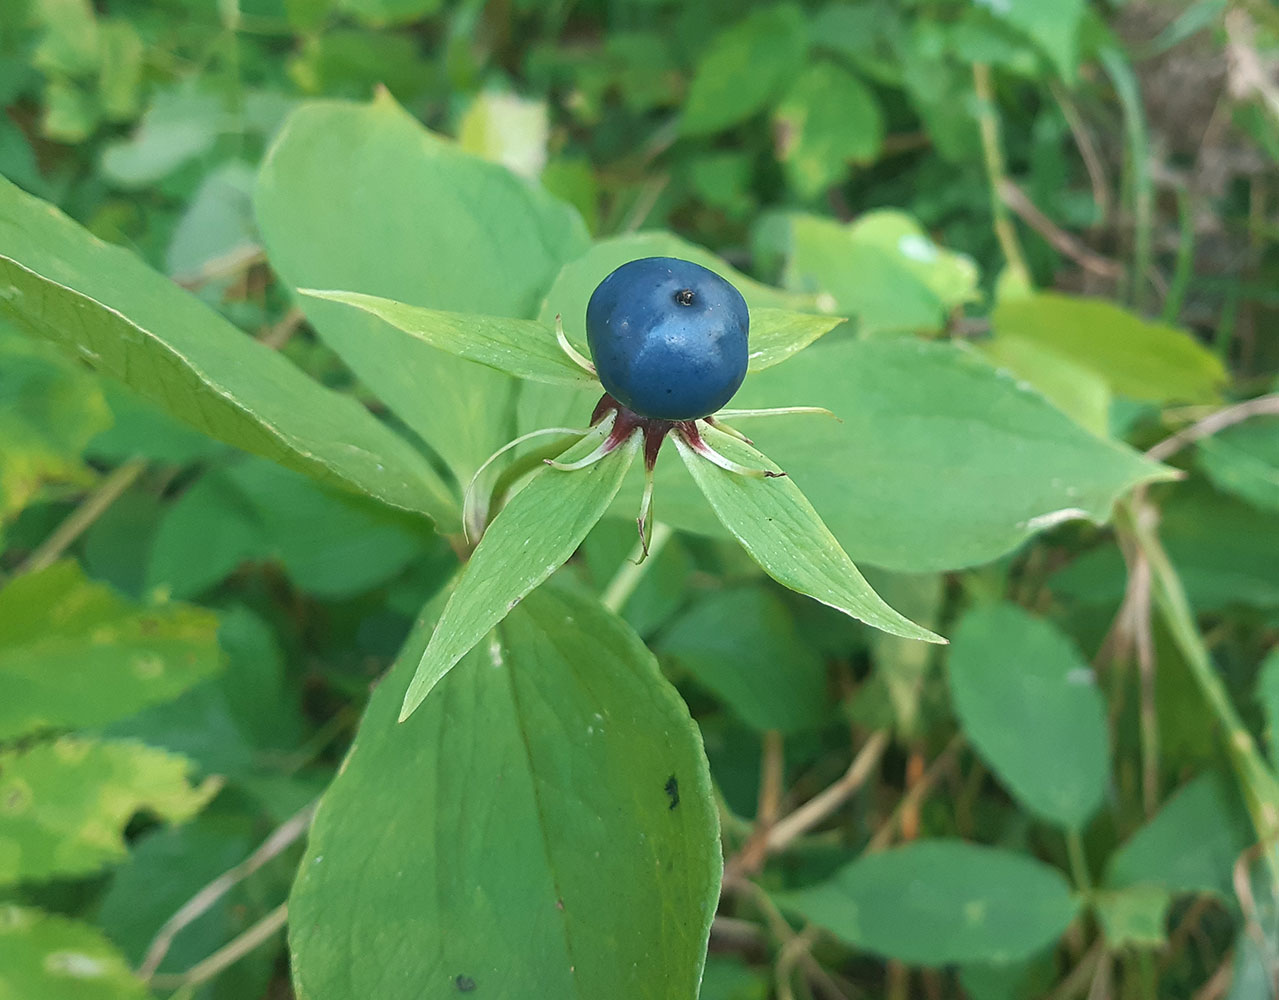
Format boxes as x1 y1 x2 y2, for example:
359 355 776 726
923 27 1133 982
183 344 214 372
586 257 749 421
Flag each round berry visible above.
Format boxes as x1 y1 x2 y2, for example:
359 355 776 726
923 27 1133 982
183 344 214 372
585 257 749 421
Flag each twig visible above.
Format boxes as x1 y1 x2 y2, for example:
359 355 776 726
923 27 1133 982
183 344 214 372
259 306 306 350
764 731 889 855
972 63 1031 286
1050 81 1111 225
18 458 147 575
150 902 288 991
867 733 963 852
1047 940 1106 1000
1232 838 1279 995
139 798 318 979
729 731 788 877
1145 394 1279 463
600 521 674 614
998 178 1123 280
1191 951 1234 1000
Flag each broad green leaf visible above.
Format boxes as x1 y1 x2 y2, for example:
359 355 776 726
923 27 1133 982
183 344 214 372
993 293 1227 404
1104 772 1254 898
777 840 1079 964
1261 648 1279 768
958 952 1058 1000
0 174 456 526
1197 417 1279 513
0 561 221 741
947 603 1109 829
1093 886 1171 949
256 94 590 491
718 338 1175 572
976 334 1112 437
674 424 944 645
292 586 721 1000
766 210 979 337
401 424 640 720
680 4 808 137
657 586 829 733
774 61 883 198
0 905 148 1000
0 737 219 884
0 324 110 522
982 0 1086 82
300 290 596 386
99 86 225 187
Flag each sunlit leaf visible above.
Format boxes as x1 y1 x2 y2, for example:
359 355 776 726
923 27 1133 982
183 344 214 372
0 562 221 741
0 738 219 884
0 174 457 526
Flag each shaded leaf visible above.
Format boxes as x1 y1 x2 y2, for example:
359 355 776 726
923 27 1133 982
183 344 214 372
301 289 596 386
0 905 148 1000
657 586 829 733
1197 417 1279 513
0 737 219 884
982 0 1086 81
1093 886 1171 949
947 603 1109 829
0 174 456 526
401 424 639 719
0 561 221 742
1261 648 1279 769
993 293 1226 404
680 4 808 137
774 61 883 198
292 586 720 1000
777 840 1079 964
1104 772 1254 898
674 424 944 645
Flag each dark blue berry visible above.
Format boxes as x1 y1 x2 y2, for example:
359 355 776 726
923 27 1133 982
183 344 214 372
585 257 749 421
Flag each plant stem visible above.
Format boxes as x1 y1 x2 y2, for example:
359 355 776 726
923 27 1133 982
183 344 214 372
1066 829 1093 894
18 458 147 575
152 903 288 991
971 63 1031 287
601 521 673 613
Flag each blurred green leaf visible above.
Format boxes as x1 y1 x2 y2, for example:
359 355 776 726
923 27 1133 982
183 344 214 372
32 0 98 75
96 19 142 121
867 570 945 735
948 603 1109 829
0 905 148 1000
768 211 979 336
0 561 221 741
1092 886 1171 949
981 0 1085 82
458 89 548 180
401 424 639 720
292 585 721 1000
0 325 111 522
165 161 259 283
993 294 1227 404
1104 772 1254 899
674 424 944 645
0 174 457 526
335 0 442 25
99 87 225 188
774 61 883 198
1197 416 1279 513
0 737 219 884
680 4 808 137
977 335 1112 437
657 586 829 733
256 94 590 494
777 840 1079 964
698 956 769 1000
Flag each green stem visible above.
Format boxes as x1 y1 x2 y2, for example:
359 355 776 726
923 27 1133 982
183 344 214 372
971 63 1031 288
601 522 674 614
1066 829 1093 894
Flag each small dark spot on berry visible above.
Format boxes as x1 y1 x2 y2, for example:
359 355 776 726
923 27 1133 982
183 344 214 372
455 975 477 992
674 288 695 306
664 775 679 810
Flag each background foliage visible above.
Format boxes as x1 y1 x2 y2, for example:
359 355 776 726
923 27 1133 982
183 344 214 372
2 0 1279 998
